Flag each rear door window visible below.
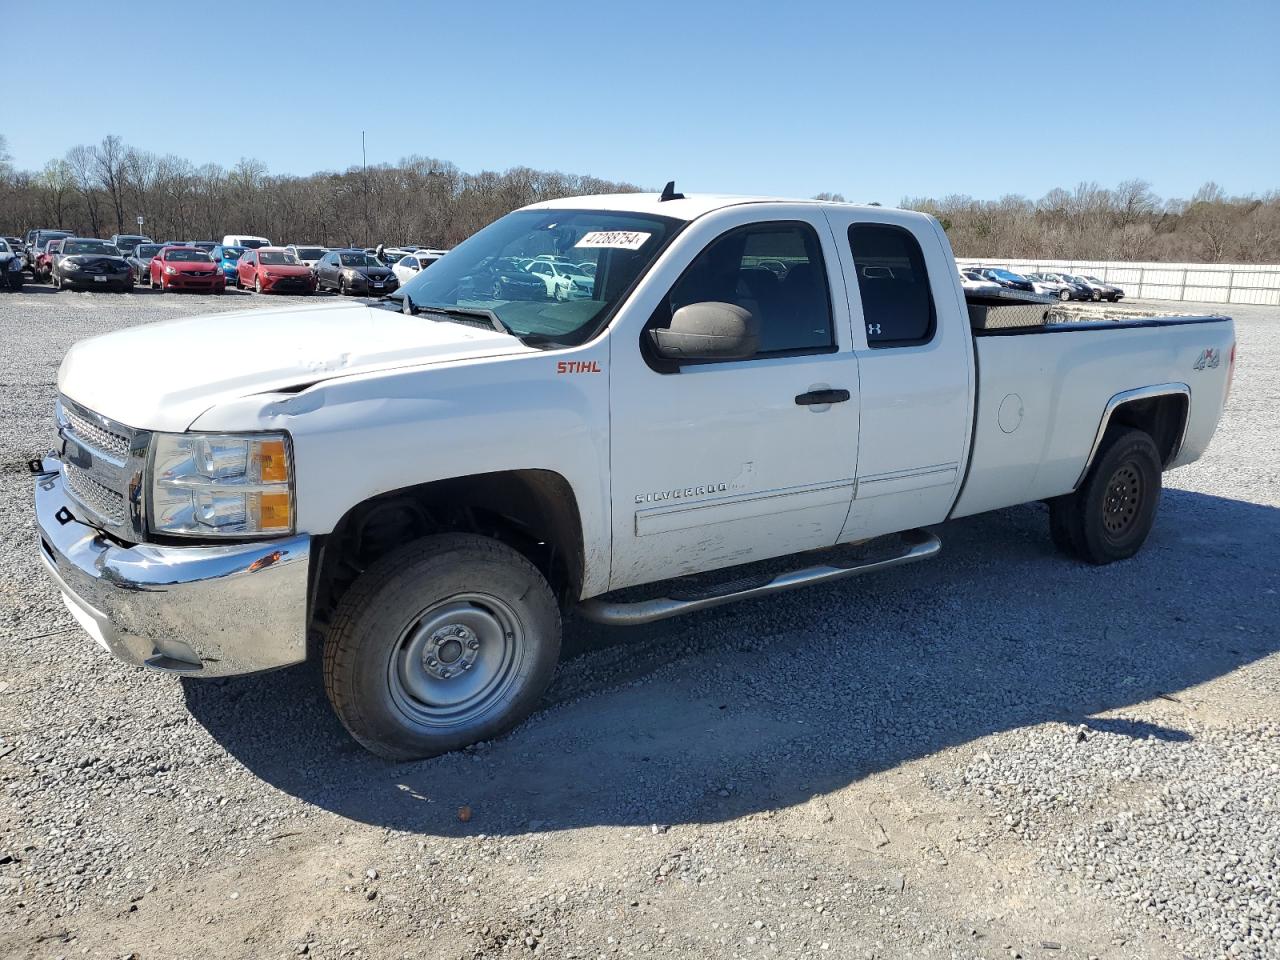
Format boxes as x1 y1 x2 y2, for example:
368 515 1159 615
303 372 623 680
847 223 936 347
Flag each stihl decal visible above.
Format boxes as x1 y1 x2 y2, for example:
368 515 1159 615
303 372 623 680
557 360 602 374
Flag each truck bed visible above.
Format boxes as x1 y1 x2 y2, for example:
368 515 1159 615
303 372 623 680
950 306 1234 519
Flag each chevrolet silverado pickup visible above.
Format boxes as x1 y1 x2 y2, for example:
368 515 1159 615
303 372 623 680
33 190 1236 759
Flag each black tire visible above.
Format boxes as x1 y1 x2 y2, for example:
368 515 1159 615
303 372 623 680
323 533 561 760
338 276 347 296
254 275 263 294
1091 289 1102 301
1059 289 1071 301
154 276 164 293
1048 428 1162 565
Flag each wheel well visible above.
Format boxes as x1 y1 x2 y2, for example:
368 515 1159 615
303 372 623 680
308 470 585 640
1107 393 1188 467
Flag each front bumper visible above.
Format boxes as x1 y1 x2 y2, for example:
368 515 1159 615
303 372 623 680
161 272 225 291
34 459 311 676
262 274 315 294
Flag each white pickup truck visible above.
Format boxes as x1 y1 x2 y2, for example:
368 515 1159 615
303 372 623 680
33 190 1235 759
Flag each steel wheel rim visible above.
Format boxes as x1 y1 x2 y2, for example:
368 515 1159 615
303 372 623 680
386 593 524 728
1102 462 1144 537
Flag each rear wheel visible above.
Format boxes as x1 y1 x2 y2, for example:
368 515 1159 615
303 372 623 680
323 534 561 760
1091 289 1102 301
1048 428 1161 565
1059 289 1071 301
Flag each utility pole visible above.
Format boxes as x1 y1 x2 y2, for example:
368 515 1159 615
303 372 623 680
362 131 369 249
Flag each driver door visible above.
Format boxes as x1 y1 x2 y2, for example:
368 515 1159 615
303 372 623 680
607 206 860 591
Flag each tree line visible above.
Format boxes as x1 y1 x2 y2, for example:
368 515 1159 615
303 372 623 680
2 135 1276 262
0 134 643 249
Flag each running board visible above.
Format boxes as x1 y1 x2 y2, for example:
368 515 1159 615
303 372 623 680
579 528 941 626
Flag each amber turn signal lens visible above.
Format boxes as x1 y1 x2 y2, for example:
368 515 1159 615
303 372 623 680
255 439 289 483
258 491 291 530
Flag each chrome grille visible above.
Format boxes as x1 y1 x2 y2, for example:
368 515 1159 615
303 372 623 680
64 463 127 526
57 396 147 541
63 407 130 461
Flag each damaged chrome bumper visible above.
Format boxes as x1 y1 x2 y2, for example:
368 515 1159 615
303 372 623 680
33 457 310 676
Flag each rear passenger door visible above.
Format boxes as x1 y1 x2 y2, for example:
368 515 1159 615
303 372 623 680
822 210 974 542
607 207 860 590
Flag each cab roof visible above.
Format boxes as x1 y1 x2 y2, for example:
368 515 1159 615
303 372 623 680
524 192 897 222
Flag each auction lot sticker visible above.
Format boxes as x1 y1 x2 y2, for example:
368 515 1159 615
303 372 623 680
574 231 652 251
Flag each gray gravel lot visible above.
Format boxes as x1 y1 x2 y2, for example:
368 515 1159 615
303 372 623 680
0 286 1276 960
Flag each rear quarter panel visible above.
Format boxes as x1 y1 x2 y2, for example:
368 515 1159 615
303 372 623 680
951 318 1234 519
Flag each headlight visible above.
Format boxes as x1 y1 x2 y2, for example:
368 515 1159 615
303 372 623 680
342 268 356 278
164 265 177 275
149 432 294 538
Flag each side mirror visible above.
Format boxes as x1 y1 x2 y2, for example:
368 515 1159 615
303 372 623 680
651 301 758 362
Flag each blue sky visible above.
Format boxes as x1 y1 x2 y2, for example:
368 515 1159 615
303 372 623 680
4 0 1277 202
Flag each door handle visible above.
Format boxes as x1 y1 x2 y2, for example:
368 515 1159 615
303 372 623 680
795 389 850 406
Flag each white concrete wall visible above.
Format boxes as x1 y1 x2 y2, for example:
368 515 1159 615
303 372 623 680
955 258 1280 306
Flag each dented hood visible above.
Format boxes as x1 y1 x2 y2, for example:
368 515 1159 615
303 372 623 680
58 300 535 431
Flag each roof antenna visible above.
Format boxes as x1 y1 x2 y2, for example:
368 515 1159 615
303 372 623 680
659 180 684 202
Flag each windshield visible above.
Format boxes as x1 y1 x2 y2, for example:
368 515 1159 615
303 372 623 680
340 252 379 267
381 251 406 263
240 238 269 249
221 246 245 261
64 240 120 256
396 209 677 345
259 251 299 265
992 269 1025 281
0 240 8 253
294 247 325 260
166 248 214 262
136 244 163 258
1084 276 1102 283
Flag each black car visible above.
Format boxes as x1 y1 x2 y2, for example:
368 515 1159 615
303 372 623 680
127 243 166 284
315 249 399 296
0 238 24 291
971 267 1036 293
53 238 134 292
458 256 550 301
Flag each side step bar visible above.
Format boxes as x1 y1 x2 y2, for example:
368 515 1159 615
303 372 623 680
579 528 941 626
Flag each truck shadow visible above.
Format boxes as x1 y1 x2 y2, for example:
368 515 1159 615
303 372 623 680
183 487 1279 836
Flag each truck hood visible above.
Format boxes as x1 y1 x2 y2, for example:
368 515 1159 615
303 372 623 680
58 300 537 431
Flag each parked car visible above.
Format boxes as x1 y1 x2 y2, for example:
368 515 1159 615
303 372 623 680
456 256 549 301
390 250 446 284
1076 274 1125 302
34 239 65 283
31 192 1236 760
150 246 226 294
525 258 595 300
959 269 1002 294
1024 273 1077 301
110 234 152 257
24 229 72 269
221 234 271 250
314 249 398 296
52 238 133 292
0 238 24 291
210 245 246 283
187 241 218 254
236 247 315 294
1031 272 1092 301
969 267 1036 293
284 244 327 269
126 243 165 284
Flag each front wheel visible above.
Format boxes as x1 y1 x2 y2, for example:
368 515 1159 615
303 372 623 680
1091 289 1102 301
254 275 263 294
1059 289 1071 301
323 534 561 760
1048 428 1162 565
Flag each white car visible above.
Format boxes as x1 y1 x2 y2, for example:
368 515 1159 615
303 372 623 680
391 249 448 285
221 234 272 250
959 269 1002 294
284 245 326 269
525 259 595 300
34 190 1235 761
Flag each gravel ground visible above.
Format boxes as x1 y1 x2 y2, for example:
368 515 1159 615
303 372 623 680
0 286 1276 960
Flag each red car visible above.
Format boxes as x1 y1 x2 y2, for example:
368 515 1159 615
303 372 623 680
35 238 64 283
236 247 315 294
151 246 226 294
